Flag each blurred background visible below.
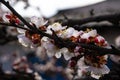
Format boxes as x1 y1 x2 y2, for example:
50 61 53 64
0 0 120 80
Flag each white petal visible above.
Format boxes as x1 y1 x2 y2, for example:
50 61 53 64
41 37 49 42
86 65 110 75
60 48 72 60
36 46 46 57
17 34 31 47
60 48 69 53
60 48 74 60
47 22 65 31
45 29 52 35
77 69 83 77
42 40 57 57
17 28 25 34
65 28 75 38
91 73 101 79
46 50 55 57
34 72 42 80
17 25 27 34
31 16 47 27
63 52 73 60
2 13 9 23
72 30 80 37
61 28 75 38
81 33 90 39
55 50 62 58
30 43 38 48
88 30 97 37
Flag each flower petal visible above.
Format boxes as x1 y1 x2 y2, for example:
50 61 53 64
88 30 97 37
86 65 110 75
17 28 25 34
17 34 31 47
61 48 74 60
31 16 47 27
47 22 66 31
55 50 62 58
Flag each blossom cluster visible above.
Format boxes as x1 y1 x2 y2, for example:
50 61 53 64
12 56 42 80
3 13 110 79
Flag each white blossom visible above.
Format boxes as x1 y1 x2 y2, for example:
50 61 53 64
41 37 58 57
81 29 97 39
61 48 74 60
17 25 27 34
55 47 74 60
17 34 36 48
88 29 97 37
31 16 48 27
86 65 110 79
60 27 80 38
18 34 31 47
41 37 74 60
77 57 110 79
46 22 66 34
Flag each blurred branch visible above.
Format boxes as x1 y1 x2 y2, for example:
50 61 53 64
72 24 120 31
62 13 120 26
0 22 30 31
0 26 17 45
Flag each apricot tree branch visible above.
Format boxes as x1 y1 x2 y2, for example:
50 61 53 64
0 22 30 31
0 0 120 56
62 13 120 26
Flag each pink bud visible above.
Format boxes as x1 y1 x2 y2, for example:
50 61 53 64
94 37 99 43
15 19 20 24
5 15 11 19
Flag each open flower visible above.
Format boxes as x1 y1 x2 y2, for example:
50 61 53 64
79 29 97 43
80 29 97 39
41 37 74 60
60 27 80 39
86 65 110 79
31 16 48 28
17 34 36 48
17 25 41 48
16 16 45 48
55 47 74 60
77 56 110 79
41 37 58 57
46 22 66 35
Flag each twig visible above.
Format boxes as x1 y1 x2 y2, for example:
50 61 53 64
0 22 30 31
0 0 34 30
62 13 120 26
72 24 120 31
